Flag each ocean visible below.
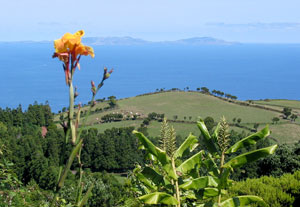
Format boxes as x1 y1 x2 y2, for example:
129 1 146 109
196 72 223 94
0 43 299 112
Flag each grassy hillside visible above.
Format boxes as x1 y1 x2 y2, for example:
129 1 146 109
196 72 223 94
108 91 280 123
253 99 300 110
57 91 300 144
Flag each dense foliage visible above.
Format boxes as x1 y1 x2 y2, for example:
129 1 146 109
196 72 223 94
0 103 299 206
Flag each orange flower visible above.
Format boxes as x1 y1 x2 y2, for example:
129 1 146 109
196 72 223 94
53 30 95 84
53 30 94 60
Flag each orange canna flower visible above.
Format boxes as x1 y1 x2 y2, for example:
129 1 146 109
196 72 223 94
53 30 94 60
53 30 95 84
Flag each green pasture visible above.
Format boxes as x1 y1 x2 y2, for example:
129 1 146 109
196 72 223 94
253 99 300 110
115 92 280 123
57 91 300 144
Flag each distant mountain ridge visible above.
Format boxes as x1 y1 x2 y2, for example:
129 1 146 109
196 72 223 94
0 37 237 45
81 36 236 46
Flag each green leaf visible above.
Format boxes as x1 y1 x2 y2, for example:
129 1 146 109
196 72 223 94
177 150 204 174
216 195 267 207
202 188 219 198
78 184 94 207
58 139 83 188
197 120 218 155
139 192 178 205
211 122 221 141
223 145 277 169
174 133 198 159
202 153 220 177
180 176 218 190
226 126 270 154
134 166 157 191
133 130 177 179
194 188 219 200
141 167 164 186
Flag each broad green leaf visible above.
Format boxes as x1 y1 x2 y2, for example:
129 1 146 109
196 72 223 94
78 184 94 207
141 167 164 186
180 176 218 190
136 172 157 191
194 188 219 200
134 165 157 191
211 122 220 141
197 120 218 155
226 126 270 154
174 133 198 159
177 151 204 174
133 130 177 179
219 168 231 189
139 192 178 205
223 145 277 169
216 195 267 207
58 139 83 188
202 153 219 177
202 187 219 198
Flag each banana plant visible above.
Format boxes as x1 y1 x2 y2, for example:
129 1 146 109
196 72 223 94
132 117 277 207
132 119 220 207
196 117 277 207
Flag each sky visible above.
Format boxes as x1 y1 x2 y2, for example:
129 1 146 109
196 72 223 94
1 0 300 43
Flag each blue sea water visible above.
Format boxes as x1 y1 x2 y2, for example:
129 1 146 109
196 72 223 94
0 43 299 112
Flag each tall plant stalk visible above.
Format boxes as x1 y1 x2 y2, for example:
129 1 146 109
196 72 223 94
50 30 112 207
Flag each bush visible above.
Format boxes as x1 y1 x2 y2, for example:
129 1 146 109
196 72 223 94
228 171 300 207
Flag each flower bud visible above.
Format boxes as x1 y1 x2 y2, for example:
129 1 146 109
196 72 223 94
91 81 95 87
104 73 110 80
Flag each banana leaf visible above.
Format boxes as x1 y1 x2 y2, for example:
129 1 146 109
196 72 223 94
195 188 219 199
215 195 267 207
223 145 277 169
180 176 218 190
202 153 219 177
139 192 178 205
141 167 165 186
226 126 270 154
211 122 221 141
174 133 198 159
136 172 157 191
133 130 177 179
177 150 204 174
197 120 218 155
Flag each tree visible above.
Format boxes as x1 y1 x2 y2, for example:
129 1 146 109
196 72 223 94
237 118 242 125
108 96 117 108
291 114 298 122
272 117 280 124
282 107 292 119
173 115 178 120
201 87 209 94
142 118 150 126
253 123 260 132
212 89 217 95
204 116 215 132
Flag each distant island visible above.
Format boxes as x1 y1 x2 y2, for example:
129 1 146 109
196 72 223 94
0 36 237 46
82 36 237 46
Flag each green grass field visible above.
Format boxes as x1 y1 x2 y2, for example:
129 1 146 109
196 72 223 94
110 92 280 123
57 91 300 144
86 120 142 133
253 99 300 110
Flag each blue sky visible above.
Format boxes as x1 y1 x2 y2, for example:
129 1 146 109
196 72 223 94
1 0 300 43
